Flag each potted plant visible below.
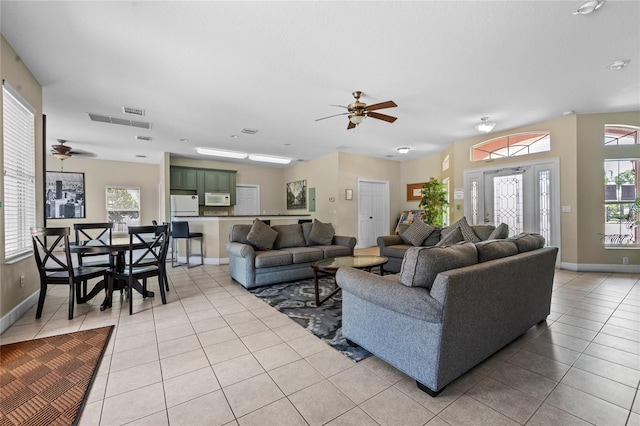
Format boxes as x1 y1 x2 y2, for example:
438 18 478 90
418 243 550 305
418 177 449 227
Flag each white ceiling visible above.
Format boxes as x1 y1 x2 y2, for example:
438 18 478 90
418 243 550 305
2 1 639 168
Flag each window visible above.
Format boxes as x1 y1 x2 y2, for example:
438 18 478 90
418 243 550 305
442 177 450 227
604 125 638 145
604 159 638 247
471 132 550 162
3 83 36 261
106 186 140 233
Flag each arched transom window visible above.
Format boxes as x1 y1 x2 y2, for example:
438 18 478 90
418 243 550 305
604 125 638 145
471 132 550 162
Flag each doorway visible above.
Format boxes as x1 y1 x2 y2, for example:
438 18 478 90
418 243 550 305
235 185 260 215
357 179 390 248
464 159 560 251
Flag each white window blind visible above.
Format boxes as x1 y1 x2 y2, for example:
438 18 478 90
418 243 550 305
3 83 36 260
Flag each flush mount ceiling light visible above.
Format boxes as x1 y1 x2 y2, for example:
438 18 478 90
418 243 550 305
608 59 630 70
196 147 248 159
248 154 292 164
397 147 411 155
474 117 497 133
572 0 605 15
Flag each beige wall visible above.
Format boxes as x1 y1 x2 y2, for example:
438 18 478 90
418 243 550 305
1 35 44 320
398 154 442 215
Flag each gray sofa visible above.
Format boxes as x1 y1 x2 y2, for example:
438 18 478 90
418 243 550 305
378 219 508 273
227 220 356 289
336 235 558 396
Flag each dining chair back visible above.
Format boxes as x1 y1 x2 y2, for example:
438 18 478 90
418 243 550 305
30 227 109 320
171 221 203 268
73 222 113 298
107 224 169 315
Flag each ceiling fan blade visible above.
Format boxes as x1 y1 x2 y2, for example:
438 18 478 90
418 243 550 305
315 112 349 121
330 104 349 110
347 121 356 130
368 111 397 123
366 100 397 112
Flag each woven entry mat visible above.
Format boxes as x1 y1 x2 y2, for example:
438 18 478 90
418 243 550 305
0 325 114 426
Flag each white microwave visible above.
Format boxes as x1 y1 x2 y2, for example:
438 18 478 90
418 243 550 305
205 192 230 206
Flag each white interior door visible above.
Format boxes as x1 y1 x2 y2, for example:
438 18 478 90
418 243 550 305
357 179 389 248
235 185 260 215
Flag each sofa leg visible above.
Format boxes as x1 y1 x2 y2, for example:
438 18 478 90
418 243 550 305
345 338 359 347
416 381 442 397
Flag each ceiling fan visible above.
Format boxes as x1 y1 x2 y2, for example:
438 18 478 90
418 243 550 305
315 91 398 130
51 139 95 160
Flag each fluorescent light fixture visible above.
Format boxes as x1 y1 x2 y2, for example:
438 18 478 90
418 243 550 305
248 154 291 164
397 147 410 154
196 147 248 159
474 117 497 133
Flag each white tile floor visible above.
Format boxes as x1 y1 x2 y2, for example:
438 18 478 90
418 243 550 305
2 254 639 425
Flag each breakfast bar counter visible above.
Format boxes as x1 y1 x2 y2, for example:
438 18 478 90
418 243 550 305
171 215 312 265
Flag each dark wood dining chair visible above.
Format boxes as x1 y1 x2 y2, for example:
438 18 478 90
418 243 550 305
30 227 110 320
171 221 203 268
107 224 169 315
73 222 113 298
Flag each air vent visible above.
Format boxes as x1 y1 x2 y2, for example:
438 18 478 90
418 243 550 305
88 113 152 129
241 128 259 135
136 136 152 141
122 106 145 116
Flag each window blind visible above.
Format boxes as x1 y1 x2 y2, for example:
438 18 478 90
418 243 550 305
3 83 36 260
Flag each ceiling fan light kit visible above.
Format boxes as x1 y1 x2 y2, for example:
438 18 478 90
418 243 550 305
474 117 497 133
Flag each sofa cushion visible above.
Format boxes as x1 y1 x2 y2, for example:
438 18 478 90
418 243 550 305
272 224 306 249
475 239 518 263
309 219 335 245
423 228 442 246
471 225 496 241
280 246 324 263
254 250 293 268
442 216 481 243
229 224 252 244
381 244 412 258
400 220 435 246
246 219 278 250
488 223 509 240
400 242 478 289
508 233 545 253
436 227 464 246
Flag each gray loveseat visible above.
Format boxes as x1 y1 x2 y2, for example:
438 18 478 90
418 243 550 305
227 220 356 289
336 235 558 396
378 218 508 273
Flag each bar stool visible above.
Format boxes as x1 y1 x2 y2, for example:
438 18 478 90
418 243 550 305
171 221 203 268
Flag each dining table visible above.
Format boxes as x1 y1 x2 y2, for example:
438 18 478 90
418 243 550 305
69 237 156 310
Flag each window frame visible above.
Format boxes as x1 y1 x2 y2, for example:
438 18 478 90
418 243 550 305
603 158 639 248
470 132 551 162
106 185 141 234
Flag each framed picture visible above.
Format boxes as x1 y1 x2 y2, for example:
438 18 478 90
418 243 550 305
286 179 307 209
45 171 85 219
407 183 425 201
345 189 353 200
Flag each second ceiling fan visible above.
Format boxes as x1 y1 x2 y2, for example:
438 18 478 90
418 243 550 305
316 91 397 129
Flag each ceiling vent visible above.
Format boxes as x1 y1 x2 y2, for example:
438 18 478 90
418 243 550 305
241 128 259 135
88 113 152 129
135 135 152 141
122 106 145 116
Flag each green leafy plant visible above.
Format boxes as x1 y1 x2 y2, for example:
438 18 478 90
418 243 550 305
418 178 449 227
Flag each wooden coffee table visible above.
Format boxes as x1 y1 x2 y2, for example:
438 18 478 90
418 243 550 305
311 255 388 306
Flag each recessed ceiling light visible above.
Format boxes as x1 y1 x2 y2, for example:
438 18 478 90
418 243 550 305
230 135 239 139
196 147 248 159
608 59 630 70
135 155 147 158
572 0 605 15
179 138 189 142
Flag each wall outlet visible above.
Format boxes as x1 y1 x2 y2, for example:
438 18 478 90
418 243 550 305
20 276 25 288
623 257 629 265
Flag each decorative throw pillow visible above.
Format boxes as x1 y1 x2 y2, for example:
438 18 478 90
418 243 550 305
308 219 335 245
272 224 306 249
488 223 509 240
441 216 481 243
436 227 464 246
400 220 435 246
400 243 478 289
246 218 278 250
507 233 545 253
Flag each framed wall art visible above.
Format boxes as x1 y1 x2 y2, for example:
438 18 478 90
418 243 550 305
45 171 86 219
286 179 307 209
406 182 425 201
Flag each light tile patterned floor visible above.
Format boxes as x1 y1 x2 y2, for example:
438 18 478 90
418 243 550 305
2 252 639 425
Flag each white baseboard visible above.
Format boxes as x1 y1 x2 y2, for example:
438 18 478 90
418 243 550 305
560 262 640 273
1 290 39 335
173 256 229 266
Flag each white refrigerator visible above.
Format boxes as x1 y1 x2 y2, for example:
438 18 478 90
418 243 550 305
170 195 199 217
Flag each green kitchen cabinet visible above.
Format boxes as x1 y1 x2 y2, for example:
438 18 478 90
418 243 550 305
170 167 197 190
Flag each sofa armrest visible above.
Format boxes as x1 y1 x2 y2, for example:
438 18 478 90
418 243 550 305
336 267 443 323
226 241 255 259
377 235 403 248
333 235 357 251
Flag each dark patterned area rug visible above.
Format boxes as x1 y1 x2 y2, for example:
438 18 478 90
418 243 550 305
0 326 114 426
250 276 372 361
